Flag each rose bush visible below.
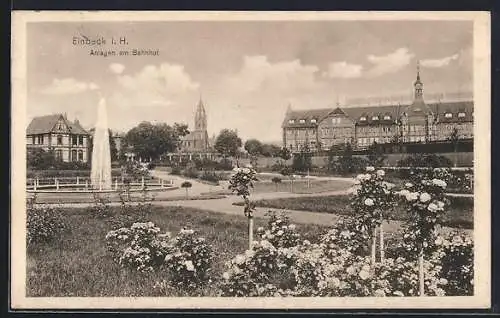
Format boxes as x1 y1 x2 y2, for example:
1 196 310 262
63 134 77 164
27 205 66 247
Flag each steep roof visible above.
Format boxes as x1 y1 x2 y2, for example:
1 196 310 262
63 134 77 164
282 108 334 128
26 114 89 135
281 100 474 128
341 104 403 125
26 114 63 135
427 100 474 123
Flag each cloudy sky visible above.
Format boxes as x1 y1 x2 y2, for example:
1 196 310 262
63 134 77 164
27 20 473 142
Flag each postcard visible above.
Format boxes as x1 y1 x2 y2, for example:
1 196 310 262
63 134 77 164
11 11 491 309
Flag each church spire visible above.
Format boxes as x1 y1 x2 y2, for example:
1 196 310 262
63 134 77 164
195 96 207 132
414 60 424 100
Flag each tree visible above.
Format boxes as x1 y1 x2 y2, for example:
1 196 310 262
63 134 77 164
327 144 343 172
27 148 57 170
124 121 189 161
448 128 460 167
244 139 263 155
292 144 312 172
260 144 281 157
181 181 192 199
337 142 355 174
367 141 386 168
214 129 242 159
277 147 291 161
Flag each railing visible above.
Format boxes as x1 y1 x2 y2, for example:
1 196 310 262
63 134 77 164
26 175 174 191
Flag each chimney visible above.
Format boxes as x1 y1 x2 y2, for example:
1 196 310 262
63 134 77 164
64 112 67 120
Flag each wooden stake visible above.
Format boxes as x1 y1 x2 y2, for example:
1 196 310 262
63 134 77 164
248 216 254 249
380 221 385 264
419 250 425 297
371 227 377 266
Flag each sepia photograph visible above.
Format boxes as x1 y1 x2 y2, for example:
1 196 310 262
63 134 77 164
10 11 491 309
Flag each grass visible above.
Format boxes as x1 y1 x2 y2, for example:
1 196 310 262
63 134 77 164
27 206 326 297
234 194 473 229
31 192 226 204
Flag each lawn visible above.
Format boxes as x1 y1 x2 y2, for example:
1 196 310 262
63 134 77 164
233 195 473 229
27 206 326 297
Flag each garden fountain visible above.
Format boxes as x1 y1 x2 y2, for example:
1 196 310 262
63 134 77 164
91 97 112 191
27 96 176 199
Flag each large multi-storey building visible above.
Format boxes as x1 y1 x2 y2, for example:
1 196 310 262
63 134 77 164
26 113 91 162
282 65 473 152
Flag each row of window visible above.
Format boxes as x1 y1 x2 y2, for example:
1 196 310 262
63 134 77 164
359 115 392 121
31 134 85 146
54 149 85 161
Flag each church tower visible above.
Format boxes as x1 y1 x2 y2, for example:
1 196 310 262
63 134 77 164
414 60 424 101
195 97 207 132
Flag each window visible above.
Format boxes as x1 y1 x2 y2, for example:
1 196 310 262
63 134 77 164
289 119 295 124
384 115 391 120
372 116 379 121
445 113 453 118
360 116 366 121
72 135 78 145
71 150 77 162
57 135 62 145
299 119 306 124
78 150 84 161
37 135 44 144
310 119 317 124
56 149 63 160
79 136 84 145
31 136 35 144
458 112 466 118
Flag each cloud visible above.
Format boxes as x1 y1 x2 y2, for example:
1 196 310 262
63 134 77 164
420 53 459 68
109 63 125 74
366 48 414 77
117 63 199 97
113 62 198 108
324 61 363 78
225 55 324 95
40 78 100 95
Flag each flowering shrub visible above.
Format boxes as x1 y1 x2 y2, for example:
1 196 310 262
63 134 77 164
256 211 301 248
162 228 214 292
430 231 474 295
27 205 66 247
351 167 397 229
398 174 449 255
320 217 370 256
105 221 172 272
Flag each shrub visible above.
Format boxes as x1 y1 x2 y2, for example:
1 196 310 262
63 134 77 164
162 228 214 293
256 211 301 248
170 167 181 175
397 154 452 168
105 221 173 272
27 205 66 247
199 171 221 184
430 231 474 296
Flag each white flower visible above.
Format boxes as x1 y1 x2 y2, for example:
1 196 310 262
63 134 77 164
234 254 246 265
245 249 255 258
222 272 230 280
356 174 365 181
364 198 374 206
327 277 341 288
405 182 413 188
419 192 431 203
374 289 386 297
439 278 448 285
405 192 418 202
289 224 296 230
432 178 447 188
366 166 375 172
346 266 356 275
242 168 251 174
427 203 438 212
277 230 284 236
437 201 445 209
376 169 385 177
185 260 195 272
359 270 370 280
399 189 410 197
